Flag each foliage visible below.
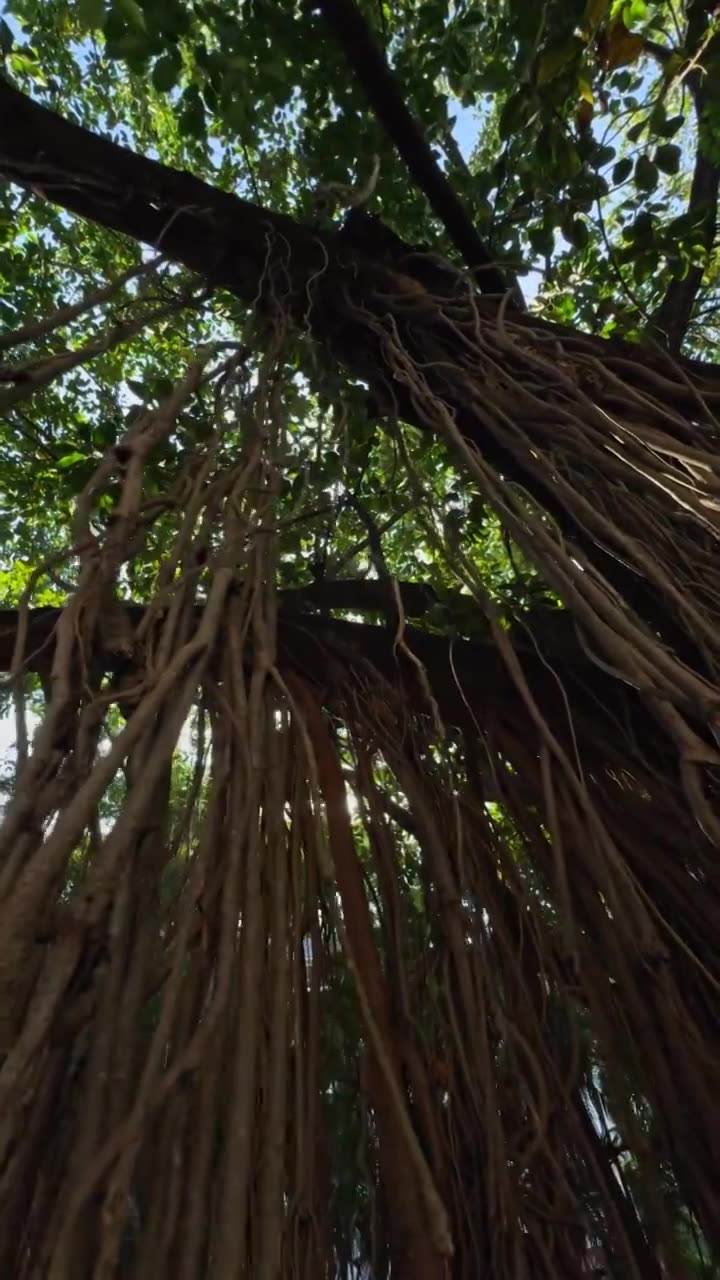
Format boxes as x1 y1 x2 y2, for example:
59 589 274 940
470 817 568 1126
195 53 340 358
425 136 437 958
0 0 713 590
0 0 717 344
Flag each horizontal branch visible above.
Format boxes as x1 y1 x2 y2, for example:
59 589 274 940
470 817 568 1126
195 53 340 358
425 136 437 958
0 598 673 776
280 576 440 616
0 77 716 388
1 78 720 662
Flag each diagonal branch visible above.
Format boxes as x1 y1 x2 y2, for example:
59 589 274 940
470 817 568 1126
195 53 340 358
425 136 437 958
651 144 719 351
686 0 720 52
649 2 720 350
0 76 326 305
0 75 716 393
1 76 720 662
313 0 523 303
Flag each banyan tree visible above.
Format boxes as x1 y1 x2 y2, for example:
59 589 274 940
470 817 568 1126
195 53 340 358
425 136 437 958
0 0 719 1276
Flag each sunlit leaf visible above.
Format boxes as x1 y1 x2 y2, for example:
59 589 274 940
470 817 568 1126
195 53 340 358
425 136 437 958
577 76 594 105
57 452 87 469
9 52 42 78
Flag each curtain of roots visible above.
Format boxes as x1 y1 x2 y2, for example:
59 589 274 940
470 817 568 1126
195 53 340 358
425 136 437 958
0 258 719 1280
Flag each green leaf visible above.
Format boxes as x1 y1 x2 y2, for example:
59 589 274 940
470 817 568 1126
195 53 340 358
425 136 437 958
611 69 633 91
536 40 580 85
58 451 87 469
627 119 646 143
656 113 684 137
223 94 248 129
612 157 633 183
568 217 590 249
634 154 658 190
626 211 654 246
648 103 665 138
661 51 685 79
529 224 555 256
77 0 106 31
621 0 647 20
594 144 616 167
9 52 42 78
106 30 154 61
653 143 681 174
112 0 147 31
552 131 582 180
152 51 181 91
476 60 510 93
446 35 471 80
498 90 533 140
224 53 249 71
179 89 206 139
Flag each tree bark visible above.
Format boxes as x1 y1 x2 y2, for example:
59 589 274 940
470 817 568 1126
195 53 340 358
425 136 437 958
1 76 719 660
0 75 717 399
0 600 665 760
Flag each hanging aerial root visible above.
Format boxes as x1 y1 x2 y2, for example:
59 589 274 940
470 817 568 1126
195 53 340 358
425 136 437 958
325 265 720 825
310 263 720 1267
1 256 720 1279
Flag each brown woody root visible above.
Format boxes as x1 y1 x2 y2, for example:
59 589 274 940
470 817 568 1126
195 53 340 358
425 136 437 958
0 236 719 1280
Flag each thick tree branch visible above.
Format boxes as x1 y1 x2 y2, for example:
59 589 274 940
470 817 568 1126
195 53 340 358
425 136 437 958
313 0 523 303
0 77 330 305
0 75 717 390
0 600 667 767
686 0 720 53
1 77 720 661
281 577 439 617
